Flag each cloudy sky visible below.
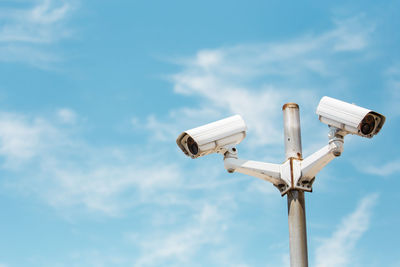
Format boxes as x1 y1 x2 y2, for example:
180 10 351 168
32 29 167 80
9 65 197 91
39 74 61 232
0 0 399 266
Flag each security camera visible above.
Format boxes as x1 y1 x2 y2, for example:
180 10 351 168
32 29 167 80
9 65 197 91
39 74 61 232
176 115 247 158
316 96 385 138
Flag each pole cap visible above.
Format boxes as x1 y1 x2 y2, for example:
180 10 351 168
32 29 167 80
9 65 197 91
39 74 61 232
282 103 299 110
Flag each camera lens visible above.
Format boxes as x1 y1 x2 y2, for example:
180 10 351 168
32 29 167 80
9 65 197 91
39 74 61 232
187 137 199 155
360 114 375 135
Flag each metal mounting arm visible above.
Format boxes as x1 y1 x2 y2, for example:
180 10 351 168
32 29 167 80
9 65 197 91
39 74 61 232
224 158 282 185
222 127 345 196
222 147 288 193
299 127 344 187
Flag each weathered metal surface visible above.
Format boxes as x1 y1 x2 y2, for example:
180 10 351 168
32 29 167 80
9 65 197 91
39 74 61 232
283 102 300 110
283 104 303 160
287 190 308 267
283 103 309 267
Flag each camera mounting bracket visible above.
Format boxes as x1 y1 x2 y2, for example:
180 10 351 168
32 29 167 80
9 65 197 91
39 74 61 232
222 128 344 196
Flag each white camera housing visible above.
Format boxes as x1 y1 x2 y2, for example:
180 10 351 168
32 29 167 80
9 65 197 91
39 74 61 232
176 115 247 158
316 96 385 138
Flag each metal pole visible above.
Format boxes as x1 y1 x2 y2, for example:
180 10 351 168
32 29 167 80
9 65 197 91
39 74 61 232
282 103 308 267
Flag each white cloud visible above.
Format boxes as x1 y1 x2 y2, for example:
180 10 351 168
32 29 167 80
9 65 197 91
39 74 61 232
281 253 290 267
314 193 379 267
0 110 185 216
132 203 239 267
360 159 400 176
39 160 182 215
329 16 373 52
0 108 260 218
30 250 129 267
37 203 247 266
246 179 277 195
0 0 72 43
384 64 400 117
0 112 59 166
0 108 261 218
67 250 127 267
0 0 75 66
57 108 77 124
139 15 374 157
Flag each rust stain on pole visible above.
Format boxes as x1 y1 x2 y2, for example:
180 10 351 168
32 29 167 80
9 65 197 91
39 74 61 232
283 102 308 267
283 103 300 110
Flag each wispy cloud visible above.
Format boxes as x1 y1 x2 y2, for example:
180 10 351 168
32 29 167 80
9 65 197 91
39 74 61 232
133 204 223 266
0 109 251 218
0 110 184 216
328 16 373 52
314 193 379 267
28 249 129 267
0 0 72 43
38 159 183 215
132 203 248 267
0 0 75 66
137 15 375 159
359 158 400 176
0 111 58 166
56 108 77 124
384 64 400 117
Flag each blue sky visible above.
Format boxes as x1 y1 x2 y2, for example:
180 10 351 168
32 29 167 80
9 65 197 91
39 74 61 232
0 0 399 266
